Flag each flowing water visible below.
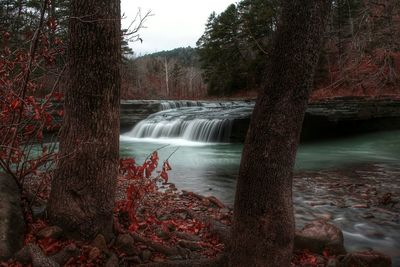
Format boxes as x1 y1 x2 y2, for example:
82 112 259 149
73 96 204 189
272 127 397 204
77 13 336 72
120 102 400 265
126 101 253 142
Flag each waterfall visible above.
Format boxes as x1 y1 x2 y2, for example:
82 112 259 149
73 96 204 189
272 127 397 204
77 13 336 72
160 100 202 110
129 118 232 142
123 102 254 143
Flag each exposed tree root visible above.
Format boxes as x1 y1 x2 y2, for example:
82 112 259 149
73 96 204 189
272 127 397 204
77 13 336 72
130 233 180 256
138 255 227 267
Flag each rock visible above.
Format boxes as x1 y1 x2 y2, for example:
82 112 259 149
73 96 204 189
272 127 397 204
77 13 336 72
175 231 201 241
36 226 63 240
327 258 339 267
32 249 59 267
15 244 59 267
207 196 225 208
119 99 400 142
295 220 346 255
176 212 188 220
155 229 171 240
220 208 230 214
115 233 136 255
49 243 79 265
339 250 391 267
120 100 161 131
0 174 26 261
31 204 47 220
141 249 152 262
105 253 119 267
201 198 211 206
88 247 101 261
91 234 108 252
14 245 33 264
157 214 171 221
178 240 204 251
130 255 142 264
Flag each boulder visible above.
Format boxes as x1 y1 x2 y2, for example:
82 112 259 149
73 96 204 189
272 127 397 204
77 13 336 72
177 240 204 251
49 243 79 265
88 247 101 261
0 174 26 261
140 249 152 262
338 250 392 267
115 233 136 255
295 220 346 255
105 253 119 267
36 226 63 240
91 234 108 252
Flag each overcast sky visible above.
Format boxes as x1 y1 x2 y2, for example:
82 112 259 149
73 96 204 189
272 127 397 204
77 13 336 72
121 0 235 56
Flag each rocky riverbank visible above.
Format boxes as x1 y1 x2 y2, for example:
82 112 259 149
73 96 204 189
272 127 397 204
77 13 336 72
0 171 394 267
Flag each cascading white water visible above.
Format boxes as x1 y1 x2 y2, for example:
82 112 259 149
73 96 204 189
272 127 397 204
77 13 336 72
160 100 202 110
130 118 232 142
123 102 254 143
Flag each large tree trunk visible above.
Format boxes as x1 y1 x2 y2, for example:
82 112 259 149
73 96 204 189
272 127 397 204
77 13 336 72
228 1 331 266
48 0 121 240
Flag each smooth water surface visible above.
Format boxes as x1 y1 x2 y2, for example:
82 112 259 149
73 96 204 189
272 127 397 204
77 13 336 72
121 130 400 203
121 130 400 265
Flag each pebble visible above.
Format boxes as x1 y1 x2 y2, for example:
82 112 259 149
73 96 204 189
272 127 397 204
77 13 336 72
141 249 152 262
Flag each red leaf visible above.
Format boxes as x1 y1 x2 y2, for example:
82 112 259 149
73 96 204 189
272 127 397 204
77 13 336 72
33 108 41 120
26 95 36 104
10 99 20 110
37 130 43 140
52 92 63 101
44 113 53 125
160 171 168 183
151 151 159 162
323 249 330 258
128 222 138 232
163 160 172 171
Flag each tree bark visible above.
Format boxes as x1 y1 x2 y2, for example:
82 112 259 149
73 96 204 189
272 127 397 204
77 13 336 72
228 1 331 267
48 0 121 240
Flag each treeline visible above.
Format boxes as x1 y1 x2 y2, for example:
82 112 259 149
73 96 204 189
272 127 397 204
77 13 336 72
197 0 400 98
121 47 206 99
2 0 399 99
197 0 278 96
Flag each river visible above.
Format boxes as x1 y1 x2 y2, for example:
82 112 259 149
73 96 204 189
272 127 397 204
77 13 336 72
120 102 400 265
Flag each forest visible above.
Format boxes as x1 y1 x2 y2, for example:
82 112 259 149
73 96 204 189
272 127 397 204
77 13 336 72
1 0 399 100
1 0 399 267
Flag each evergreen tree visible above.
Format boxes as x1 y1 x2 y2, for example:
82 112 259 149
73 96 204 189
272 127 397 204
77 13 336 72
197 0 279 96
